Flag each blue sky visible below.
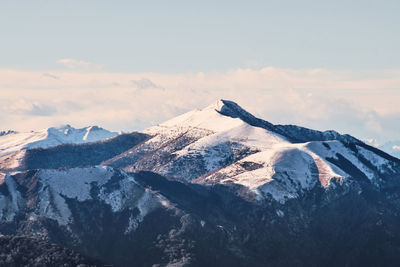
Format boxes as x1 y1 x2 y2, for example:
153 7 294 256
1 0 399 72
0 1 399 148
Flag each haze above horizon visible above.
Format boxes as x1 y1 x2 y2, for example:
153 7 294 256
0 1 399 146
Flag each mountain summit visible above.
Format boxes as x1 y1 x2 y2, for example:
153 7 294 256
1 100 400 266
107 100 398 202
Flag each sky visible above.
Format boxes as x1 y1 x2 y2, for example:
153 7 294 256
0 0 399 144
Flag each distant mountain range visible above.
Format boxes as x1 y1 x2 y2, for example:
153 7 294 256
0 124 118 157
1 100 400 266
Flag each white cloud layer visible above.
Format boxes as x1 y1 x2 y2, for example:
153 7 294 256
0 67 399 142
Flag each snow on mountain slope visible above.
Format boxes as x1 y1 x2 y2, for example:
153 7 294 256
197 137 399 202
150 100 244 133
156 123 289 180
194 136 398 202
193 141 350 202
107 101 290 180
0 173 21 222
306 141 397 178
0 166 165 233
106 99 399 203
0 125 118 157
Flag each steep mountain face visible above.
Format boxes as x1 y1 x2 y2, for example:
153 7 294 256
1 100 400 266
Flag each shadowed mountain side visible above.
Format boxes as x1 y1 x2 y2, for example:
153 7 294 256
125 171 400 267
1 132 149 171
1 168 400 266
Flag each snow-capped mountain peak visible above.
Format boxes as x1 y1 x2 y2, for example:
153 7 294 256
150 100 245 133
0 125 118 157
46 125 115 143
111 100 400 203
149 99 356 144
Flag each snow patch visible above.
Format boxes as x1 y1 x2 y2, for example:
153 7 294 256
306 141 377 181
356 145 395 173
124 188 163 234
276 210 284 217
39 166 115 202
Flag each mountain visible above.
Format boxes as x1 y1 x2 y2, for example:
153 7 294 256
0 125 119 172
364 139 400 159
379 141 400 159
106 100 399 202
0 124 118 157
1 100 400 266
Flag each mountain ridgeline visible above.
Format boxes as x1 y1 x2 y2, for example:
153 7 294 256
0 100 400 266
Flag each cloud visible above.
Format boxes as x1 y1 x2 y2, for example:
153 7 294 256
3 100 57 117
57 58 102 70
0 67 399 143
393 146 400 151
131 78 163 90
42 73 60 80
29 103 57 116
364 139 380 147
